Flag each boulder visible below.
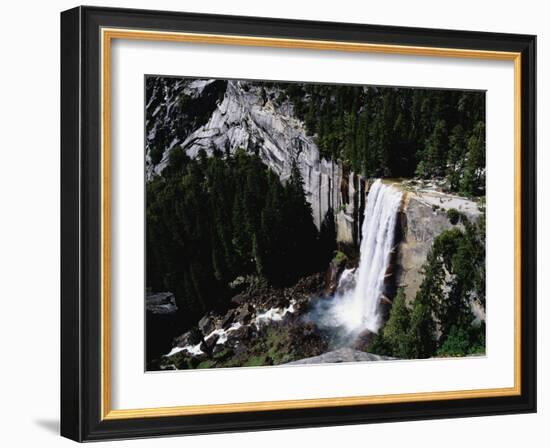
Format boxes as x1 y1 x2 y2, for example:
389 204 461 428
237 304 254 325
352 329 376 351
230 293 248 306
172 331 192 348
202 334 220 354
198 314 216 335
221 309 235 329
228 324 253 343
265 295 290 310
145 292 178 314
159 364 177 370
286 347 395 365
324 257 347 295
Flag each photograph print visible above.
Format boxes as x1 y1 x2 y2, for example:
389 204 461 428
145 76 486 371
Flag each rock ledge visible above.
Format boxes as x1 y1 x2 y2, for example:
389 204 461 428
285 347 394 365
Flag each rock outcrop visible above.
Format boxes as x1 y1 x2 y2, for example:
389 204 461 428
146 77 364 243
286 347 394 365
146 292 178 314
394 182 482 301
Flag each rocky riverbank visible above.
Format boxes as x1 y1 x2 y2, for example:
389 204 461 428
156 273 334 370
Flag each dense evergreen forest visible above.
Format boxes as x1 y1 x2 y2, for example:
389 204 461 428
146 149 336 329
266 82 486 196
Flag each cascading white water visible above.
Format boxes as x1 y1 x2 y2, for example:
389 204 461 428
316 180 403 335
348 180 403 331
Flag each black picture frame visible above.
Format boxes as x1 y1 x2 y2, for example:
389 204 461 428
61 5 536 442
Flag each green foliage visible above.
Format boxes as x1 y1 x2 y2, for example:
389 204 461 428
436 323 486 357
446 125 466 191
242 355 269 367
278 84 485 196
417 119 448 177
460 122 486 196
420 218 486 342
368 214 486 359
146 150 335 329
196 360 216 369
365 332 390 355
446 208 461 225
435 325 468 357
408 279 438 358
184 323 327 369
468 323 486 355
332 250 348 265
378 289 413 358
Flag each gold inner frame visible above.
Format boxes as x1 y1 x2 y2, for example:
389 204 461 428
100 27 522 420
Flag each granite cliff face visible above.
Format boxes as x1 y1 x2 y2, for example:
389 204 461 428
393 182 482 302
146 78 363 243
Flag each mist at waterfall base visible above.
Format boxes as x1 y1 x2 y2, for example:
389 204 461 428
305 180 403 347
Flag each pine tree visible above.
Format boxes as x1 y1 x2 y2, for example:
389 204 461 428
460 121 486 196
286 160 319 280
407 249 442 358
446 125 465 191
418 119 447 177
276 81 483 195
381 289 412 358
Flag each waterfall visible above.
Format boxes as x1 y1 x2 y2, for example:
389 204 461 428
347 180 403 332
313 180 402 337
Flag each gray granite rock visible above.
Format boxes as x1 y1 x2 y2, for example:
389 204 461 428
285 347 395 365
146 292 177 314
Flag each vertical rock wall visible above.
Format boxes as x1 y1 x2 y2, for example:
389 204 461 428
335 172 367 246
147 78 365 244
394 191 480 302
